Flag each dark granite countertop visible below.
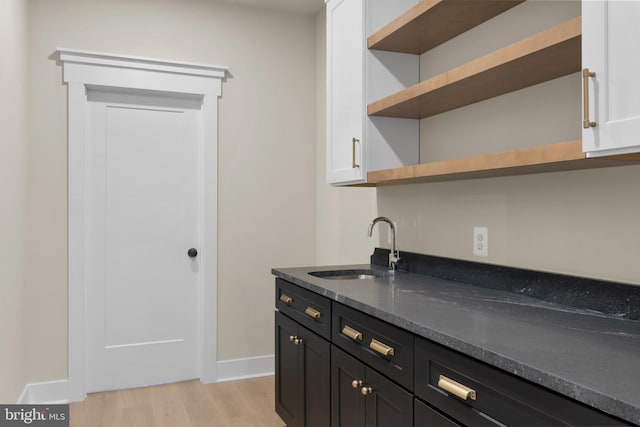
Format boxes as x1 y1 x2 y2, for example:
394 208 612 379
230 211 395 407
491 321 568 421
272 262 640 425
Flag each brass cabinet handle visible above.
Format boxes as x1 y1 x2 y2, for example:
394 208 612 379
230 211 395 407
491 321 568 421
352 137 360 169
582 68 596 129
304 307 321 320
369 339 395 357
288 335 302 345
279 294 293 305
361 386 373 396
342 325 363 341
437 375 477 401
351 379 363 389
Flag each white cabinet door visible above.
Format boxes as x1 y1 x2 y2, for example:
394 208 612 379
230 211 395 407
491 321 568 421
325 0 419 186
582 0 640 157
326 0 366 185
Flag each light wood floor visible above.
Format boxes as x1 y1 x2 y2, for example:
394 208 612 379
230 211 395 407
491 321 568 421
70 376 284 427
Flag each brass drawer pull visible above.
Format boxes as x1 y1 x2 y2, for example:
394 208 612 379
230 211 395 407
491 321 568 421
369 339 395 357
279 294 293 305
351 379 363 389
361 386 373 396
342 325 363 341
437 375 476 401
305 307 321 319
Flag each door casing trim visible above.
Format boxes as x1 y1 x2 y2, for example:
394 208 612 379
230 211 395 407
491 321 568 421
58 48 227 401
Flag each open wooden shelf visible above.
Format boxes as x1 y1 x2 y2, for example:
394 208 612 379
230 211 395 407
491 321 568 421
365 141 640 186
368 0 524 54
357 6 640 187
368 17 582 119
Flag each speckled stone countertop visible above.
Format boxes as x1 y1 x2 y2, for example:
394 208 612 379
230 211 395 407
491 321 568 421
272 260 640 424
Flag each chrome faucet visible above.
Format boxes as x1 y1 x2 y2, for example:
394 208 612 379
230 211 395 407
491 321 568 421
368 217 400 272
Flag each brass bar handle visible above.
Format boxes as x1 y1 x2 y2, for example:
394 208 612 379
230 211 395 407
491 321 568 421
369 339 395 357
304 307 321 320
361 386 373 396
352 137 360 169
279 294 293 305
437 375 477 401
342 325 363 341
583 68 596 129
351 379 363 389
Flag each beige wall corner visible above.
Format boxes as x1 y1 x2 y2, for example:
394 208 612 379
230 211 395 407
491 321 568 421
315 9 378 266
0 0 29 403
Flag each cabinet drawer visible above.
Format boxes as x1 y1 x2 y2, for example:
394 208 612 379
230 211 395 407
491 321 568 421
276 278 331 340
332 302 413 390
415 337 631 427
414 398 460 427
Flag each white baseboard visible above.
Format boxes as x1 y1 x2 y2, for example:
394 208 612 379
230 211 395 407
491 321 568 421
17 355 273 403
216 354 274 383
17 380 69 404
17 384 30 404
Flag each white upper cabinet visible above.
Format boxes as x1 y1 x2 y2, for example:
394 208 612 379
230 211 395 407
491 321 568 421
325 0 419 185
326 0 365 184
582 0 640 157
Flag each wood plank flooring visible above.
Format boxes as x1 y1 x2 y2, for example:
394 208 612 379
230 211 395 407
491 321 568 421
70 376 284 427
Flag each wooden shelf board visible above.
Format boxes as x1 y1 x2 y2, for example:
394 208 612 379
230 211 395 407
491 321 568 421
344 182 377 188
368 17 582 119
368 0 524 54
365 140 640 186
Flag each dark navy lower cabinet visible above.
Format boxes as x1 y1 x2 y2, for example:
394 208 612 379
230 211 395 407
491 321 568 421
275 278 635 427
331 346 412 427
331 345 366 427
414 336 631 427
414 399 461 427
275 311 331 427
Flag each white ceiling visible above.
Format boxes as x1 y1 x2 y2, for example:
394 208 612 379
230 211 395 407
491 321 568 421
220 0 324 15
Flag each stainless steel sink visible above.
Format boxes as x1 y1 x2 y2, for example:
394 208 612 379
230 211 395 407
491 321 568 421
308 269 384 280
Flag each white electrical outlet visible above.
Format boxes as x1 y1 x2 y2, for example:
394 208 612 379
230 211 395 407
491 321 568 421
473 227 488 257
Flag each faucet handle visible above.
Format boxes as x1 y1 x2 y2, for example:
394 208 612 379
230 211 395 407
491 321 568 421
389 251 401 271
394 255 402 268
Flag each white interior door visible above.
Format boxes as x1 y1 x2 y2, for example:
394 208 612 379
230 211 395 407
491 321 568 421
85 88 202 392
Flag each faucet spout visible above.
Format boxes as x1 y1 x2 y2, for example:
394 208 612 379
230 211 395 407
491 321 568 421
368 217 400 272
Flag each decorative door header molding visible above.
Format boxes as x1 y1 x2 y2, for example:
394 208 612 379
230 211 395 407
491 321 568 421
56 48 228 96
57 48 228 78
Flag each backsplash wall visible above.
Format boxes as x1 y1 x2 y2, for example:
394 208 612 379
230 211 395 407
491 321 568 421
377 1 640 285
377 166 640 285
